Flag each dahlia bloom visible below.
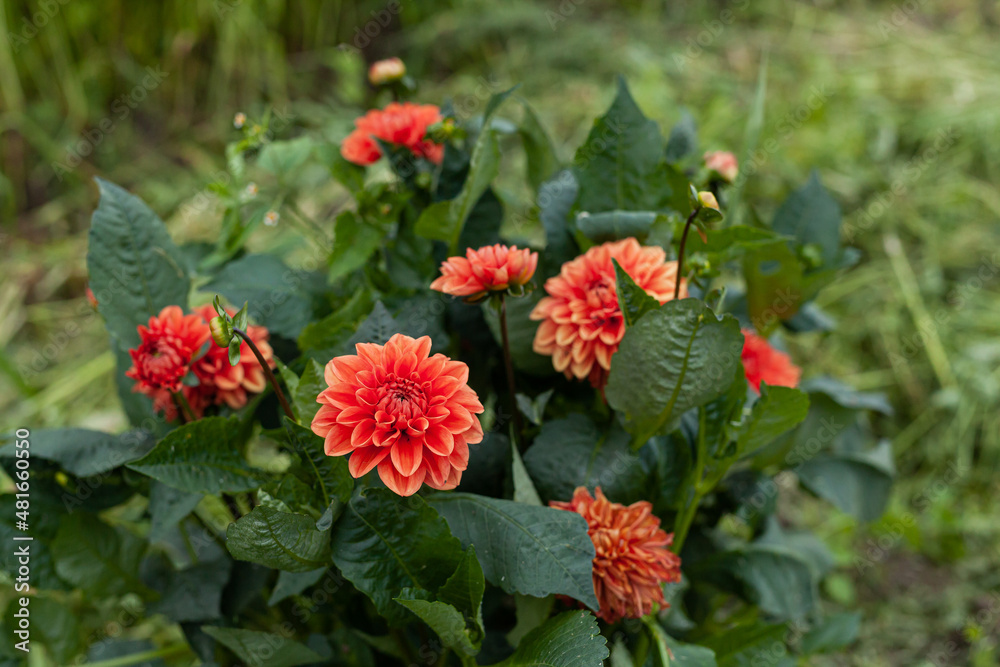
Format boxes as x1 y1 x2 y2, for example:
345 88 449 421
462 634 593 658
704 150 739 182
341 102 444 166
368 57 406 85
430 244 539 302
191 304 275 410
741 329 802 393
126 306 210 394
531 238 686 387
311 334 484 496
551 487 682 623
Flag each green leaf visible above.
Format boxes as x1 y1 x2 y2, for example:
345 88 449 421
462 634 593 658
700 621 786 667
201 627 323 667
281 419 354 510
394 595 479 656
606 299 743 441
0 428 154 477
233 301 249 331
86 178 190 349
268 568 328 605
258 137 313 177
797 441 894 521
714 546 818 621
127 417 263 494
507 594 555 647
573 77 669 213
329 210 383 281
576 210 663 243
51 513 149 597
349 301 399 346
148 482 202 543
493 611 608 667
800 612 862 654
4 597 80 663
643 616 718 667
516 388 553 426
519 99 559 191
524 414 645 504
743 240 836 336
226 505 332 572
665 110 698 163
290 358 325 425
416 88 515 251
772 171 843 268
228 338 241 366
331 488 465 625
146 556 231 622
511 440 543 506
437 546 486 634
427 493 598 609
481 289 554 375
684 226 784 264
297 289 373 360
736 384 810 456
799 376 894 415
205 253 313 339
613 258 661 328
538 169 580 273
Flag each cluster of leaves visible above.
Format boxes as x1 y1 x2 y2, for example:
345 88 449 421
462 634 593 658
0 78 891 667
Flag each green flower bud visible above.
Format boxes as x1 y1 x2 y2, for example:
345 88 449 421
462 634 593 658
209 316 233 347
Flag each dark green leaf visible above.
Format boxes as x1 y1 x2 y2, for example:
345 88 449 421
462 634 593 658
481 290 554 375
148 482 202 543
772 171 843 268
268 568 328 605
576 210 662 243
613 259 661 328
330 211 383 281
51 513 149 597
700 622 786 667
0 428 154 477
394 595 479 656
205 253 313 339
128 417 263 494
606 299 743 441
573 77 669 213
201 627 323 667
797 441 894 521
799 376 894 415
511 440 543 506
331 488 465 625
519 99 559 191
227 505 332 572
718 546 817 621
147 556 231 622
437 546 486 634
493 611 608 667
538 170 579 273
290 358 325 425
4 597 80 663
736 385 810 456
743 240 836 336
800 612 862 654
427 493 598 609
665 110 698 162
282 420 354 510
87 178 190 349
524 414 645 504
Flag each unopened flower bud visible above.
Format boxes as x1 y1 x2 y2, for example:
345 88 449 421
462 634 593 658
368 57 406 86
209 316 233 347
697 191 720 211
703 150 739 182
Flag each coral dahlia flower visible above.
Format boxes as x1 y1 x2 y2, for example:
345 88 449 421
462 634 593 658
341 102 444 166
531 238 686 387
704 150 739 182
551 487 682 623
127 306 210 394
191 304 275 410
741 329 801 393
311 334 484 497
430 244 538 302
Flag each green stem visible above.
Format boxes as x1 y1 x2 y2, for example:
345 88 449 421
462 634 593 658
85 644 189 667
233 327 295 421
674 206 701 301
172 391 194 423
642 614 672 667
671 406 709 554
498 294 525 449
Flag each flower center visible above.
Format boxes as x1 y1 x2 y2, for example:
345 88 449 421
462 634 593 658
377 375 428 420
587 274 621 327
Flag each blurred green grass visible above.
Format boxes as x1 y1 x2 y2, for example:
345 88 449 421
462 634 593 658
2 0 999 664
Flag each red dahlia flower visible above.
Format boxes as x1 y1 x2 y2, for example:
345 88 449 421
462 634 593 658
741 329 801 393
127 306 210 394
341 102 444 166
191 304 275 410
530 238 686 387
551 487 682 623
430 244 539 302
311 334 484 497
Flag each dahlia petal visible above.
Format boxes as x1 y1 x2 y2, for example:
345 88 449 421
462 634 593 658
390 435 423 477
377 460 425 497
348 446 390 478
351 420 376 448
423 425 455 456
325 424 356 456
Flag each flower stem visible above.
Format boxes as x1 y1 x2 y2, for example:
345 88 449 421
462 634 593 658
674 205 702 301
233 327 295 422
671 406 708 554
498 294 524 449
172 391 194 423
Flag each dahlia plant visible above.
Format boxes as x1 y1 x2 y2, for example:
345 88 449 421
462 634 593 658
0 75 893 667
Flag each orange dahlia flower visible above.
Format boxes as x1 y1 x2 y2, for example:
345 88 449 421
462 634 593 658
430 244 539 302
530 238 686 387
311 334 484 497
127 306 210 394
341 102 444 166
551 487 682 623
191 304 275 410
741 329 801 393
704 150 739 182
